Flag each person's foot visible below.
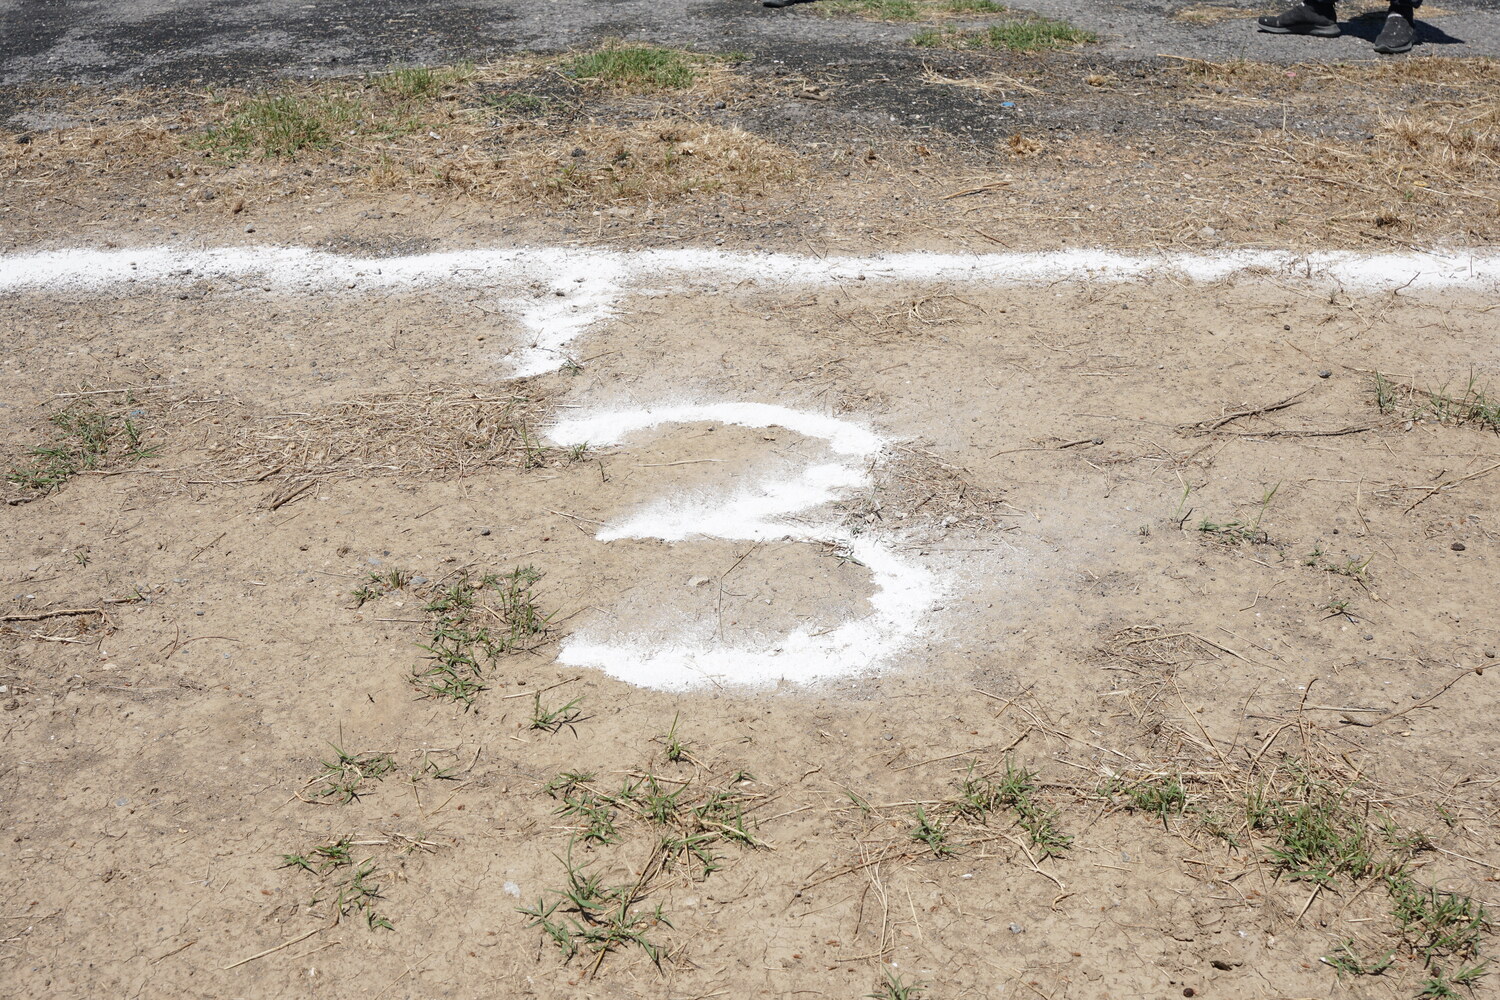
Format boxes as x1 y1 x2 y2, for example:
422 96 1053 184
1257 1 1340 35
1373 9 1417 52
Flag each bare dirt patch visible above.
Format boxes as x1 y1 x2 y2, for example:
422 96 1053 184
2 262 1498 999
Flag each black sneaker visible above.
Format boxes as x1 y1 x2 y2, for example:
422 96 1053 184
1373 11 1416 52
1257 2 1340 35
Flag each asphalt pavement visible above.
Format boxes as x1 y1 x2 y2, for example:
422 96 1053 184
2 0 1500 88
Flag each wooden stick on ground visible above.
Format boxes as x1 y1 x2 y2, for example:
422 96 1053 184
223 921 334 970
1183 385 1314 433
0 608 103 622
1340 667 1483 728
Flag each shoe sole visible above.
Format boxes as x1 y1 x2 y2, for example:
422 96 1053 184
1373 40 1413 52
1257 24 1341 36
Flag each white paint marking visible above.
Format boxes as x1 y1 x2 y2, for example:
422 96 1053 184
547 404 940 691
3 245 1496 376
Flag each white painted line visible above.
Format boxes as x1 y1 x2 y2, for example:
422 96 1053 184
4 245 1496 376
547 403 941 691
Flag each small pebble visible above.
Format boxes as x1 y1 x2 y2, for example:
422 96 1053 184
1318 369 1332 378
195 610 204 616
244 225 255 233
1363 633 1375 641
1485 650 1496 659
479 528 491 536
1009 923 1025 934
1451 542 1466 551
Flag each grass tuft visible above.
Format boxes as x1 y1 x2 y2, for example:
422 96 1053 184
520 844 670 966
910 806 952 857
1196 483 1279 545
373 62 475 99
193 95 356 159
1375 371 1500 432
956 758 1073 857
868 967 928 999
408 567 556 707
913 17 1097 52
562 44 705 90
303 745 398 804
7 397 155 494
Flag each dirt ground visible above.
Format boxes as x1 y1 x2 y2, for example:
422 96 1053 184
3 12 1500 1000
4 256 1499 999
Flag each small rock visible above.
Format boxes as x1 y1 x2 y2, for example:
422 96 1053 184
411 576 428 585
195 610 204 616
479 528 491 536
4 698 17 711
713 100 726 110
1318 369 1332 379
1485 650 1496 659
687 576 711 588
1451 542 1466 551
570 147 586 158
1009 923 1025 934
244 225 255 233
1363 633 1375 641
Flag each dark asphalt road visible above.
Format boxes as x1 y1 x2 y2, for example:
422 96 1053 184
2 0 1499 88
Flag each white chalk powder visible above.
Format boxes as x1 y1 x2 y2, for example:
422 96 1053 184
4 245 1496 378
547 403 940 691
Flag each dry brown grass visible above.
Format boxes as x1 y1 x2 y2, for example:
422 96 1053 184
185 388 562 484
370 119 796 205
1171 5 1255 26
0 48 798 214
1157 57 1500 239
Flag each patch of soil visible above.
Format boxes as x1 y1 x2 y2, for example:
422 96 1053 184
2 261 1497 999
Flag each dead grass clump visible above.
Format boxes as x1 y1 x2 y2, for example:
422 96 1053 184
384 120 797 205
1103 625 1227 668
1378 101 1500 176
921 66 1044 98
838 446 1010 532
212 387 560 482
1006 132 1042 156
1160 57 1500 237
1171 5 1253 25
1 47 777 214
818 0 1009 20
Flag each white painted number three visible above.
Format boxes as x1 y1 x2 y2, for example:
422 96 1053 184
547 403 941 692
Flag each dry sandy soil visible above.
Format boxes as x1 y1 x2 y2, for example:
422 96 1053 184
2 28 1500 1000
